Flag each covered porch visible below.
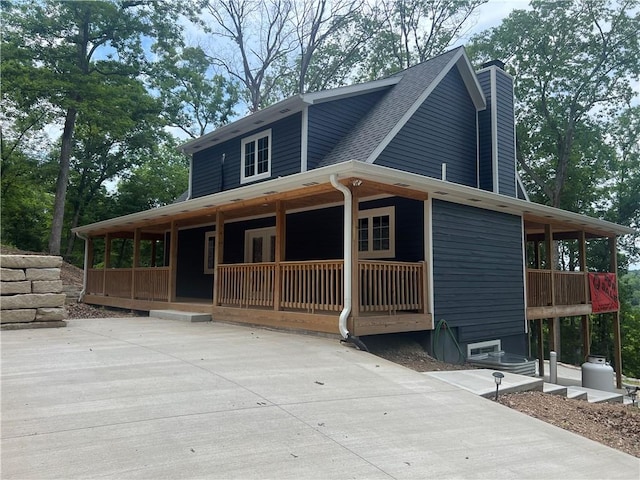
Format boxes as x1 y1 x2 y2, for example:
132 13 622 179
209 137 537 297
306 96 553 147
80 175 433 337
523 214 624 387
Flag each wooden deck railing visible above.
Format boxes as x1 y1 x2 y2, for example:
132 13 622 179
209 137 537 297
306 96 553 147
527 269 590 307
359 260 425 313
104 269 132 298
87 268 104 295
134 267 169 301
217 263 275 308
86 267 168 300
280 261 343 312
88 260 426 316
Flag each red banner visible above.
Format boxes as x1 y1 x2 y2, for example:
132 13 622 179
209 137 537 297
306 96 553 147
588 273 619 313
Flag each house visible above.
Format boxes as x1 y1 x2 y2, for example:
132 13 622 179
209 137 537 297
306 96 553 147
72 47 633 385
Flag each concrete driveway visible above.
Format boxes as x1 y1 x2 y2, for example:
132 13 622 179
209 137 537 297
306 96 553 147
2 317 638 479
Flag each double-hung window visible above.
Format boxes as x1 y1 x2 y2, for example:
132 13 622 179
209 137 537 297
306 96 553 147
358 206 395 258
241 129 271 184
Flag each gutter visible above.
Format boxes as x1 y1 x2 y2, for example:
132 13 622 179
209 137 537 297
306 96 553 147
75 231 89 302
329 174 368 351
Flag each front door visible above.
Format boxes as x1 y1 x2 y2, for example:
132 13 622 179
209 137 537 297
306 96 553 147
245 227 276 263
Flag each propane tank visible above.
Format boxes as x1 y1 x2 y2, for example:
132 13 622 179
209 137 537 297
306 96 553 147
581 355 614 392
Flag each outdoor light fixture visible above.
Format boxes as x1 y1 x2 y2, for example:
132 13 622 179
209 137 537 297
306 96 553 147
624 385 638 407
492 371 504 401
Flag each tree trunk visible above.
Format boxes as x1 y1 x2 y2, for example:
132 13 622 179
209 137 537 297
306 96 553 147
48 107 78 255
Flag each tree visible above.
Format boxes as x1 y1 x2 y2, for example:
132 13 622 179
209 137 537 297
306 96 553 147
151 46 239 139
290 0 365 93
2 0 190 255
358 0 487 79
204 0 296 112
63 77 164 257
470 0 640 209
113 140 190 217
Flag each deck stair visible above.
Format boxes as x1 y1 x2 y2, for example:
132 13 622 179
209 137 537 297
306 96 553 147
149 310 211 323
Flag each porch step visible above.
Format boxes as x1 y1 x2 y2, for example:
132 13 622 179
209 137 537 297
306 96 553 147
576 386 624 404
149 310 211 323
542 383 568 396
566 387 588 401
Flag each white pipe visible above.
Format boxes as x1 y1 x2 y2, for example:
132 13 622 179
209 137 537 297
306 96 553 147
75 231 89 301
329 174 351 340
550 351 558 384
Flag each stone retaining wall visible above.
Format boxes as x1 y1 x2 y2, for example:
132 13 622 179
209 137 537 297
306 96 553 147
1 255 67 330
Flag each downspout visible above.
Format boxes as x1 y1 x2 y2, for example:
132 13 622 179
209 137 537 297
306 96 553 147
75 231 89 302
329 174 368 351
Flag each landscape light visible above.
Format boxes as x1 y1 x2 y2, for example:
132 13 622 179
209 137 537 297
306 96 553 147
492 371 504 401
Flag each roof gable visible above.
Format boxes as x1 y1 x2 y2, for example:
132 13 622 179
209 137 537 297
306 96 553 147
317 47 485 167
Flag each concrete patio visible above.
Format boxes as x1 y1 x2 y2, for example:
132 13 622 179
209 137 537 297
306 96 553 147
2 317 638 479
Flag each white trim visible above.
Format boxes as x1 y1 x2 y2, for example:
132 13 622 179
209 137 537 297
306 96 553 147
516 174 531 202
244 226 276 263
425 198 434 316
301 106 308 172
188 156 193 200
302 77 400 104
521 216 528 334
490 67 499 194
240 129 272 185
476 110 480 188
357 206 395 259
204 231 216 274
73 161 634 237
467 339 502 357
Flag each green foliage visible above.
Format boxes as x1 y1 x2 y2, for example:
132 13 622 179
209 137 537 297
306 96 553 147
469 0 640 210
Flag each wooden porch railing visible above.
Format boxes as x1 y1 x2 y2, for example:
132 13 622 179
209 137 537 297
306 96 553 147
134 267 169 301
527 269 590 307
86 267 169 301
87 268 104 295
359 260 425 313
104 269 132 298
217 263 275 308
88 260 426 316
280 261 343 312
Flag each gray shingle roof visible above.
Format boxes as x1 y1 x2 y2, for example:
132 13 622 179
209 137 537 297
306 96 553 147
317 47 464 167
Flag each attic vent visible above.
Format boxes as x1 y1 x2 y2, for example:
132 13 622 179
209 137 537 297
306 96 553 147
303 181 319 186
204 204 214 208
468 198 481 202
231 129 241 133
263 190 278 194
497 204 508 208
279 108 291 114
393 182 410 187
180 210 189 213
254 120 264 124
209 138 219 143
231 198 243 202
193 144 202 149
434 191 448 195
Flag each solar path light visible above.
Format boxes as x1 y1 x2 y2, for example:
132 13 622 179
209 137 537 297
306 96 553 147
492 371 504 401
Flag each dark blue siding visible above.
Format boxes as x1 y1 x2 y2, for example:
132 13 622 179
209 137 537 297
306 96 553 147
176 225 215 299
191 113 302 198
496 72 516 197
477 70 493 192
432 200 525 345
307 90 387 170
375 66 477 187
